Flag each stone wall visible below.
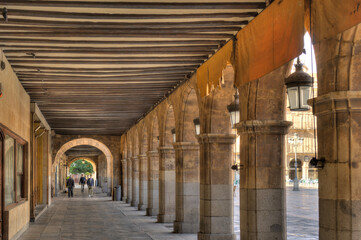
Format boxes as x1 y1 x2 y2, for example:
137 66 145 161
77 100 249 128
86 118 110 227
0 51 31 240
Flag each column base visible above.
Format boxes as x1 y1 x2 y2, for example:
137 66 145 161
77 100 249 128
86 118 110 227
138 203 147 211
198 233 236 240
157 213 174 223
126 198 132 204
131 200 138 207
174 221 199 233
146 208 158 216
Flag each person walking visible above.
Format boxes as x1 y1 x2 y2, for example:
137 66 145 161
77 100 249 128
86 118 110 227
79 174 86 192
66 175 75 198
87 174 95 197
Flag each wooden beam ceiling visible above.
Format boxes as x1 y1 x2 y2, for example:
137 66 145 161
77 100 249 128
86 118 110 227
0 1 267 135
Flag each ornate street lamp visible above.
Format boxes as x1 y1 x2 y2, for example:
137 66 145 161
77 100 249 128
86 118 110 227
171 128 176 142
193 117 200 135
227 89 240 128
284 58 313 111
288 133 304 191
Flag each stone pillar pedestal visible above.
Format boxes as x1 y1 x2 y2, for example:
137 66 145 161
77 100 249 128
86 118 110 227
173 142 200 233
126 158 132 204
312 91 361 240
157 146 176 223
138 154 148 211
131 156 139 207
237 120 291 240
146 151 159 216
197 134 236 240
121 159 128 201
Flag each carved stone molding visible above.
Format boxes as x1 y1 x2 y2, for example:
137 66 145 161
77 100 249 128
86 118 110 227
236 120 292 135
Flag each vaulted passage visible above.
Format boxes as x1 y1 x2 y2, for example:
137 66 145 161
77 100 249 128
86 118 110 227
0 1 360 240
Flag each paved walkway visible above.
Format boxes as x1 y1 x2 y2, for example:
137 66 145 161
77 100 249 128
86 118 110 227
18 187 318 240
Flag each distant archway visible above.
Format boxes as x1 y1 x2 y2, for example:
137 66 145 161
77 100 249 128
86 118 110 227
54 138 113 194
68 157 97 184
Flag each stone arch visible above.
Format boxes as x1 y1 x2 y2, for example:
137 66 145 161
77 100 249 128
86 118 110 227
141 122 148 154
133 129 139 156
181 87 200 142
54 138 113 194
201 63 235 134
150 114 159 151
163 104 176 146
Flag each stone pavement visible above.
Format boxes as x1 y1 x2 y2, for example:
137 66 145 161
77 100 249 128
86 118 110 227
286 187 318 240
18 187 196 240
18 186 318 240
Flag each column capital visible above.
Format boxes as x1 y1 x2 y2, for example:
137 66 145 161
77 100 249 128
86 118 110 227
131 156 138 161
146 150 159 158
172 142 199 150
309 91 361 116
158 146 175 154
137 154 147 160
197 133 236 144
236 120 292 135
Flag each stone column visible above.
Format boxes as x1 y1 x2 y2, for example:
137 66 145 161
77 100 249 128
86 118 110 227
131 156 139 207
237 120 291 240
158 146 176 223
302 161 309 181
313 92 361 239
197 134 236 240
121 159 128 201
173 142 200 233
138 154 148 210
146 151 159 216
126 158 132 204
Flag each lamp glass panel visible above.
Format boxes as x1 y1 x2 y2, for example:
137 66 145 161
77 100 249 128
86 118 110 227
173 133 176 143
300 86 311 109
195 124 200 135
287 87 299 110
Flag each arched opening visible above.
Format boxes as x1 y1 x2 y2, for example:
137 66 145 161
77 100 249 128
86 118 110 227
68 158 97 186
285 32 319 239
54 138 113 196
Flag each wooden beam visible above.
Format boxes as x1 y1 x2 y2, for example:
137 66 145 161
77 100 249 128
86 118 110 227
0 31 233 39
10 60 204 65
8 56 207 60
0 18 248 28
2 1 266 10
5 9 258 20
0 25 241 33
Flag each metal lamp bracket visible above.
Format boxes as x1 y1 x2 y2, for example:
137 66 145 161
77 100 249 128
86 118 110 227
231 163 244 171
309 157 325 169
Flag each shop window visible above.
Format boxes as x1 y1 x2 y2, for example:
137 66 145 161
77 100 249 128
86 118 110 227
1 127 26 207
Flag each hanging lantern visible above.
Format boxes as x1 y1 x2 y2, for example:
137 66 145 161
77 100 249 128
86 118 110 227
227 89 240 128
193 117 200 135
285 58 313 111
171 128 176 142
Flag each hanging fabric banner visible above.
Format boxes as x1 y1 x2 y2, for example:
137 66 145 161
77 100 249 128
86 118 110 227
197 40 233 97
312 0 361 43
234 0 304 86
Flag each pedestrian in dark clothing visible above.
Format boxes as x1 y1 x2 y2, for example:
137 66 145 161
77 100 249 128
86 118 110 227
79 174 86 192
66 175 75 198
87 175 95 197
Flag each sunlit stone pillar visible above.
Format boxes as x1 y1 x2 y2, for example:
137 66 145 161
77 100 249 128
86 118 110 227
312 24 361 240
237 120 291 240
158 146 176 223
146 151 159 216
126 158 132 204
138 154 148 210
131 156 139 207
198 134 236 240
173 142 200 233
121 159 128 201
